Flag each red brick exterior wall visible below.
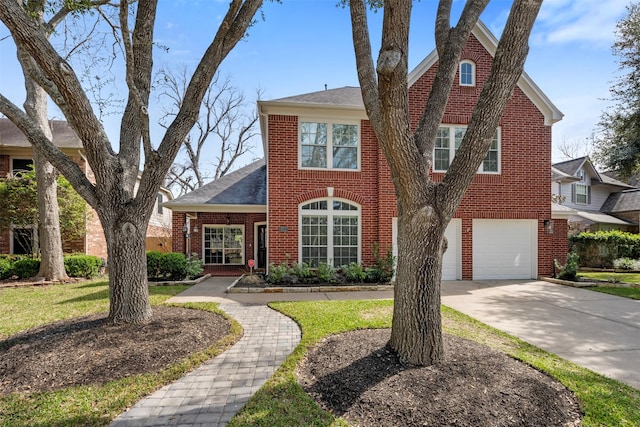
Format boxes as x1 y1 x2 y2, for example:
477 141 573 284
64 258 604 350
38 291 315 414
266 34 558 279
172 212 266 276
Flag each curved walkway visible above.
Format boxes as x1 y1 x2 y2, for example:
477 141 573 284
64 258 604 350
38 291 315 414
110 297 301 427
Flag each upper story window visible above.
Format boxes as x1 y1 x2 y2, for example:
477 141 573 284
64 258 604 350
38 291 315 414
460 60 476 86
433 125 500 174
300 120 359 170
157 193 163 214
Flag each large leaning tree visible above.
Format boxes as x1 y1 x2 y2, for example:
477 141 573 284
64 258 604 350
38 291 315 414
0 0 264 323
349 0 543 365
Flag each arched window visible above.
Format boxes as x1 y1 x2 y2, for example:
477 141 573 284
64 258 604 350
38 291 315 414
459 60 475 86
299 198 360 267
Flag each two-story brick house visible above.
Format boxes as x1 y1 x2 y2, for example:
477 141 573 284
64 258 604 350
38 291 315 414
0 118 174 257
167 21 569 280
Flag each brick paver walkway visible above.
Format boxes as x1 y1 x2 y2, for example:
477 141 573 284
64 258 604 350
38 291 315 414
109 301 301 427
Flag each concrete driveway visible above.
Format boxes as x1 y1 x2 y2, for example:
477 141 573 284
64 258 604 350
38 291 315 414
441 280 640 390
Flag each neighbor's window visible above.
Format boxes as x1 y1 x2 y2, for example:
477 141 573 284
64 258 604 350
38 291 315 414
300 199 360 267
11 158 33 176
300 121 359 170
433 125 500 173
575 184 589 204
460 60 476 86
157 193 163 214
203 225 244 265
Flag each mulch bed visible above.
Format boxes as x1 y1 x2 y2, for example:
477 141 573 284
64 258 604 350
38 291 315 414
298 329 582 427
0 306 230 395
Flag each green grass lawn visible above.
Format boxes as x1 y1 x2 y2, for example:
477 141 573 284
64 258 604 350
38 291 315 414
0 281 242 426
2 284 639 426
577 271 640 300
579 270 640 285
229 300 640 427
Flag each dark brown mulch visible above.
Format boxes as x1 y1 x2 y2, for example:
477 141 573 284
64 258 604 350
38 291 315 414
236 274 390 288
0 306 231 395
298 329 582 427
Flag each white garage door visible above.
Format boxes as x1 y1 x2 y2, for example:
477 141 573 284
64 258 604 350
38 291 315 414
392 218 460 280
472 220 537 280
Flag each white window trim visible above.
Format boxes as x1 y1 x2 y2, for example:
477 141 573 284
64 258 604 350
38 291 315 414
575 183 589 204
433 125 501 174
298 118 361 171
298 198 362 267
460 60 476 87
202 224 245 265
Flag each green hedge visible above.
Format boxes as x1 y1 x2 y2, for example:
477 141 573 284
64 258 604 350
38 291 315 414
569 230 640 268
12 258 40 279
146 252 203 281
0 257 13 280
64 255 102 278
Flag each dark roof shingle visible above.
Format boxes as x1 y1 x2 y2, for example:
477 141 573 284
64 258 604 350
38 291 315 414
0 118 82 149
166 159 266 207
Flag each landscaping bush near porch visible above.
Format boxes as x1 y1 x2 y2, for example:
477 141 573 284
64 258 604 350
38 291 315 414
146 251 204 281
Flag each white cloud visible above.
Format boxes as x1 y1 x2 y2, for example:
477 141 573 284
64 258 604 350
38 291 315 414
536 0 629 46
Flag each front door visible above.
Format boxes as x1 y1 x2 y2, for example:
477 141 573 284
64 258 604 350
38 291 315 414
257 224 267 269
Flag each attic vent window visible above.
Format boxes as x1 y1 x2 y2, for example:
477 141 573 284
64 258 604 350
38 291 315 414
460 60 475 86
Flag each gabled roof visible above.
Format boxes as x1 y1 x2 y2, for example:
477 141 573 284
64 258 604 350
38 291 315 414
408 21 563 126
551 166 580 182
0 118 82 149
164 159 266 212
553 156 634 188
601 189 640 213
552 157 590 177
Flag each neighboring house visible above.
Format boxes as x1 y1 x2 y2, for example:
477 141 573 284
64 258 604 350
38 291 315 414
552 156 638 233
0 118 173 257
167 21 569 280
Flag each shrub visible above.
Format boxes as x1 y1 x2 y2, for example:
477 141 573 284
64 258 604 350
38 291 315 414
184 254 204 280
64 255 102 278
613 257 640 270
316 262 337 283
342 262 366 282
160 252 188 281
267 262 290 284
554 252 579 281
12 258 40 279
365 243 395 283
146 251 164 280
291 262 314 282
0 257 12 280
570 230 640 268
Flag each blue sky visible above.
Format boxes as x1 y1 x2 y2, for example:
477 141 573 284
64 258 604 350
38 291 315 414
0 0 633 165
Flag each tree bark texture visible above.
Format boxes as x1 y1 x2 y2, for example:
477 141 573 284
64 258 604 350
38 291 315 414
104 214 152 324
350 0 542 365
0 0 263 323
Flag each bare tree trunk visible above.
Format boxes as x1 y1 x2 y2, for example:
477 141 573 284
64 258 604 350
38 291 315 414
19 43 68 282
391 206 447 365
103 213 152 324
32 149 68 281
